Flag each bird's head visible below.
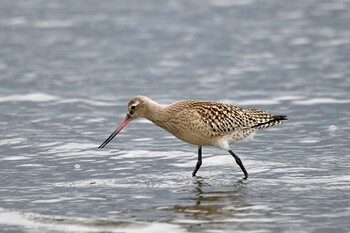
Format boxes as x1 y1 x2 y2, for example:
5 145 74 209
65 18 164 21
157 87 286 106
98 95 151 149
127 95 150 119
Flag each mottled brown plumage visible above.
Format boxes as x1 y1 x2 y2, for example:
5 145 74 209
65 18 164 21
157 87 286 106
99 95 287 179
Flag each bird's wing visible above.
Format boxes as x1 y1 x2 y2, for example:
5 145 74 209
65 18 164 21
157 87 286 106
191 101 275 134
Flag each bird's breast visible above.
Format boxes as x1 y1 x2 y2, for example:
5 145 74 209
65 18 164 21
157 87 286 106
153 119 223 146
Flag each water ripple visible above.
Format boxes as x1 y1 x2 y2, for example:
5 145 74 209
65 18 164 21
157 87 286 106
0 92 116 107
0 208 184 233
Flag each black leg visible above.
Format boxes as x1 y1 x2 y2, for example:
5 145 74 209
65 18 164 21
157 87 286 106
228 150 248 179
192 146 202 177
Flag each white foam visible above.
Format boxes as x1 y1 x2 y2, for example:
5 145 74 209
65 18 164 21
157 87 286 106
0 93 59 102
16 164 43 167
31 197 74 204
238 99 280 106
0 93 116 107
55 98 115 106
0 138 27 146
220 98 280 106
292 98 350 105
298 139 320 144
47 142 98 154
328 125 338 132
131 138 154 142
0 208 186 233
112 150 189 160
281 175 350 188
209 0 255 7
1 156 30 161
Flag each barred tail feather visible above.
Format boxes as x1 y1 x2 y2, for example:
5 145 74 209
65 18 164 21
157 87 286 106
251 115 288 129
273 115 288 121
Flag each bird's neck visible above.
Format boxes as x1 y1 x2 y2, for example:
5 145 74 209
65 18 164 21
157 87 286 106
144 99 167 124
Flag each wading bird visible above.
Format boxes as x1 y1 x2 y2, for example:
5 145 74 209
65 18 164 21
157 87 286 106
98 96 287 179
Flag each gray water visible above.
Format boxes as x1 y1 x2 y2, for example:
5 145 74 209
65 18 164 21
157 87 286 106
1 0 350 232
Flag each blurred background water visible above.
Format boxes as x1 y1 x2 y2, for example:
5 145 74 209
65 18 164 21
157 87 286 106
0 0 350 232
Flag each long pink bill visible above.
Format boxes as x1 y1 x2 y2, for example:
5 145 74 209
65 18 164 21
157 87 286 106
98 114 132 149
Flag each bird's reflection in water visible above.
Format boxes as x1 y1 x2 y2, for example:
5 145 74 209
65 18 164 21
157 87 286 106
170 177 251 217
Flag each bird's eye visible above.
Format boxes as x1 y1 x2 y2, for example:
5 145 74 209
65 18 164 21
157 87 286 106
131 105 136 110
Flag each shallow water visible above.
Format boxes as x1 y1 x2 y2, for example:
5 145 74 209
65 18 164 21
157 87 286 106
1 0 350 232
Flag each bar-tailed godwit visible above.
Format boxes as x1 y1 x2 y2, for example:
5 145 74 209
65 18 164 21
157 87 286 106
99 96 287 179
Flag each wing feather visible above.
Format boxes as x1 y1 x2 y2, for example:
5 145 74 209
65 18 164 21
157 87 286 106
190 101 276 134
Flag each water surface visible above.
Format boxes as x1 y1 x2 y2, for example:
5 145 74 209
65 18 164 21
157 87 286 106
0 0 350 232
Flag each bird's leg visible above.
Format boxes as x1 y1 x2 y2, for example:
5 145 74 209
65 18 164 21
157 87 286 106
228 150 248 179
192 146 202 177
